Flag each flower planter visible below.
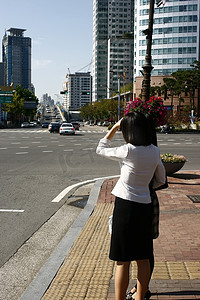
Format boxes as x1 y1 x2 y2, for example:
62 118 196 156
163 162 185 175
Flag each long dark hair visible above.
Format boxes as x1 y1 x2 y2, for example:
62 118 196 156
120 112 153 146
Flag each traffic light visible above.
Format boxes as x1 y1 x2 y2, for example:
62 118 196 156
81 91 90 95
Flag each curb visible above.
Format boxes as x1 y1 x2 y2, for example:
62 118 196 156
20 178 105 300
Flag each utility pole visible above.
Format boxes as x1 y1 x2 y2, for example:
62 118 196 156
141 0 163 101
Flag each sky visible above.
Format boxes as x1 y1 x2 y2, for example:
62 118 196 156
0 0 93 101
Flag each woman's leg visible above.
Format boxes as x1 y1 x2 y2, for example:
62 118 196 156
135 259 150 300
129 250 154 296
115 261 131 300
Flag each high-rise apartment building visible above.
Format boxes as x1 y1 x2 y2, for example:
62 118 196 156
63 72 92 111
2 28 31 90
93 0 134 102
134 0 200 78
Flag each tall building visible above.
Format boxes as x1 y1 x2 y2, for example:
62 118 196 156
0 63 4 86
134 0 200 79
93 0 134 102
2 28 31 90
63 72 92 111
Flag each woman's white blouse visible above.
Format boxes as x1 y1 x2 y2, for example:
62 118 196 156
96 137 166 204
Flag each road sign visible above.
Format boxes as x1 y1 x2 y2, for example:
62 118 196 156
0 91 13 103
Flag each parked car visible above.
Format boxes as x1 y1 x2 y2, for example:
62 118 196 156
41 121 49 128
71 122 80 130
59 123 75 135
21 122 30 128
48 122 60 133
102 121 110 126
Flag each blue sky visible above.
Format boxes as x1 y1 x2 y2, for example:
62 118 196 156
0 0 93 101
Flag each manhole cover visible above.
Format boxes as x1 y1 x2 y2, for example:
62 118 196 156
68 195 89 208
187 195 200 203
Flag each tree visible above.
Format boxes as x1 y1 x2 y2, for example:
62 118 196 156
6 85 38 126
162 77 178 114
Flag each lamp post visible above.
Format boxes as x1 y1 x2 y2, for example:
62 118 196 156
141 0 163 102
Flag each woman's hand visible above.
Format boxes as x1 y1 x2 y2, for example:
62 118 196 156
113 118 123 130
104 118 123 141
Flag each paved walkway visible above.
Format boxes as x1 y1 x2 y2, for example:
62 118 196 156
41 171 200 299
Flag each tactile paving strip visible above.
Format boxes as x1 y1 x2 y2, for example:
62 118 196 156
42 202 200 300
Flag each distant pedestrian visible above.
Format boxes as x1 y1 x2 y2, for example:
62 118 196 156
96 112 166 300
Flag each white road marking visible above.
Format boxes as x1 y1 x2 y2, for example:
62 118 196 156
82 148 94 151
74 144 81 146
0 148 7 150
11 142 21 144
63 149 73 151
38 145 47 148
16 152 28 155
159 143 168 146
51 175 119 203
0 209 24 213
32 141 41 144
42 150 53 153
20 146 29 149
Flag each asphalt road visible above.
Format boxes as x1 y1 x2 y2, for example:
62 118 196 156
0 126 199 267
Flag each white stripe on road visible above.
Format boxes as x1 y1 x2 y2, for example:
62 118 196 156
51 175 119 203
42 150 53 153
20 146 29 149
0 209 24 213
82 148 94 151
0 148 7 150
63 149 73 151
16 152 28 155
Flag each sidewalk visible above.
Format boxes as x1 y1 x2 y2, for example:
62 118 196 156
23 171 200 299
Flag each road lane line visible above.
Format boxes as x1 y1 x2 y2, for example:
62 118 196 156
0 209 24 213
51 175 119 203
82 148 94 151
42 150 53 153
20 146 29 149
16 152 28 155
0 148 7 150
63 149 73 151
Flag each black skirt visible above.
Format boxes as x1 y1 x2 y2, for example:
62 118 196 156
109 197 153 262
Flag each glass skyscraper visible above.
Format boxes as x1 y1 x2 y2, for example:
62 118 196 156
2 28 31 90
93 0 134 101
134 0 199 79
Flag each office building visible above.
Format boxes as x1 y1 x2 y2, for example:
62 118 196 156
63 72 92 111
0 63 4 86
2 28 31 90
134 0 199 79
92 0 134 101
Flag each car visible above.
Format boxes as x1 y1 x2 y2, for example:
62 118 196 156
29 121 37 127
59 123 75 135
41 121 49 128
71 122 80 130
48 122 60 133
102 121 110 126
21 122 30 128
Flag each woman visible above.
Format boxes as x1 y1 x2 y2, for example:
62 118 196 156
96 112 166 300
